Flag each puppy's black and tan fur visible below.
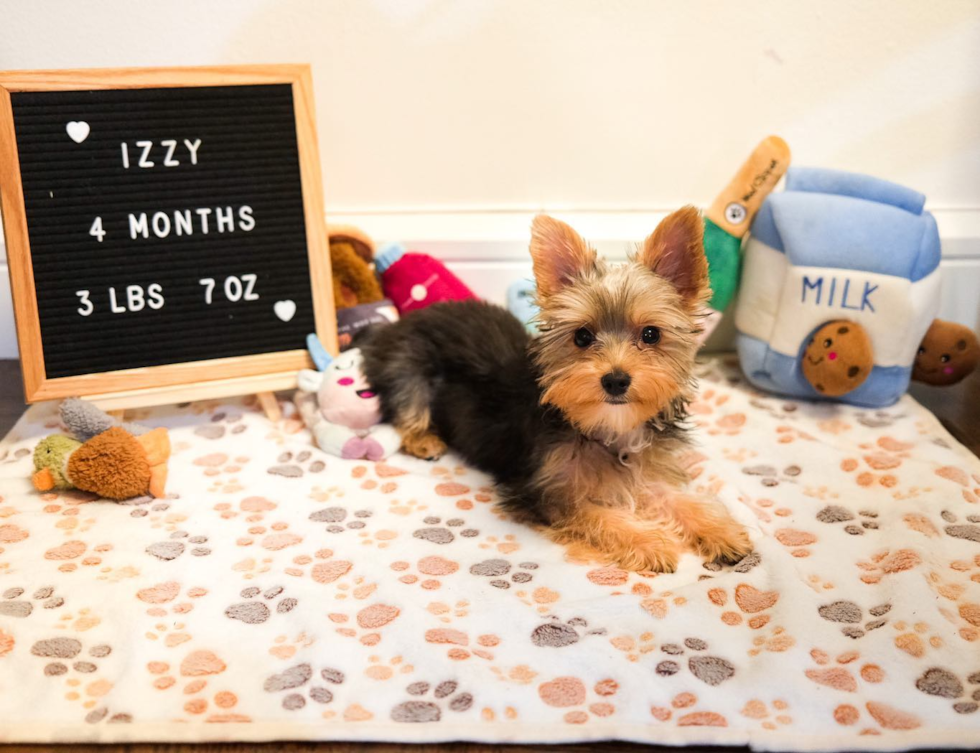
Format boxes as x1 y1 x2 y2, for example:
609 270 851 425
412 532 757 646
358 207 751 572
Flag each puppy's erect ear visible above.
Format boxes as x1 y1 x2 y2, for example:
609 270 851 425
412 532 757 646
530 215 597 299
640 206 708 307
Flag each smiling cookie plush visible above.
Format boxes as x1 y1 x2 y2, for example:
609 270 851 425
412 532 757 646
801 320 873 397
912 319 979 386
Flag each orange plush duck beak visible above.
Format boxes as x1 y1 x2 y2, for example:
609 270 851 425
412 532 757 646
32 467 55 491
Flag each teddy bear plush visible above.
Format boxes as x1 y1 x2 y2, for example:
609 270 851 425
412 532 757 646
294 334 401 461
328 224 384 310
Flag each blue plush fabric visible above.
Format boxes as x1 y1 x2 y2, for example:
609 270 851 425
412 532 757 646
736 167 941 408
507 279 540 335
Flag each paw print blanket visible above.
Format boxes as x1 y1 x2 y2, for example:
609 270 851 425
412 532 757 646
1 357 979 750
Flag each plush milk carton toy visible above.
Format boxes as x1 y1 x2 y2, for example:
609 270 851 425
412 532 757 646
735 167 942 408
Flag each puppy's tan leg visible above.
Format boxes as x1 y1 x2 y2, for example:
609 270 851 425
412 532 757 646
657 490 752 564
395 405 447 461
547 502 682 573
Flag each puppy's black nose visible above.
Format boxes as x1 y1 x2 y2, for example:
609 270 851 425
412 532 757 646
601 370 632 397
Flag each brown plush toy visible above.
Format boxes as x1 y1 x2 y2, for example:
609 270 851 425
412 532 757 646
328 224 384 310
801 320 874 397
912 319 980 386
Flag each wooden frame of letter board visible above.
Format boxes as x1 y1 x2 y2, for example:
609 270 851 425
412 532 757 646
0 65 337 411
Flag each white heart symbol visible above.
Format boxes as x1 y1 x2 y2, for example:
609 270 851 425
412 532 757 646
274 300 297 322
66 121 90 144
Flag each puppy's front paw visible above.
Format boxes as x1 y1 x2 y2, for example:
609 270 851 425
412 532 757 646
402 431 447 461
616 536 681 574
698 521 753 566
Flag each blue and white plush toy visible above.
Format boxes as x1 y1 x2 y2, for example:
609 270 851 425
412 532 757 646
735 167 942 408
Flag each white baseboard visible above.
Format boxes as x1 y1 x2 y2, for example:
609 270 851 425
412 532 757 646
2 208 979 360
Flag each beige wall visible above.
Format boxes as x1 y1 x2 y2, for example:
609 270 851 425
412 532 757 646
1 0 979 212
1 0 979 356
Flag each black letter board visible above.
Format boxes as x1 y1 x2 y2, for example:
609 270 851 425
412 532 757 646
0 66 336 408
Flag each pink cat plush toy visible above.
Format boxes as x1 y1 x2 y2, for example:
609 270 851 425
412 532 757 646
295 335 401 461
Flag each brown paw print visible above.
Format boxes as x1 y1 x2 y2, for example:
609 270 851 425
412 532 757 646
915 668 980 714
263 663 345 711
268 449 326 478
309 505 373 534
816 505 879 535
126 495 176 520
0 585 65 617
146 530 211 560
413 516 479 544
531 616 606 648
225 586 298 625
391 679 473 722
194 411 246 440
31 637 111 677
941 510 980 544
856 411 900 429
84 706 133 724
741 464 801 487
818 600 890 639
655 637 736 686
469 558 537 589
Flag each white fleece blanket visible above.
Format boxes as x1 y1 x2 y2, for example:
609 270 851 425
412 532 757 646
1 357 979 750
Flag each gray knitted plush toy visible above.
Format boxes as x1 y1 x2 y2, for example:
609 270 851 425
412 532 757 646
59 398 149 441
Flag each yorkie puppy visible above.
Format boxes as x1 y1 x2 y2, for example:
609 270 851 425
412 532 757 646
358 207 751 572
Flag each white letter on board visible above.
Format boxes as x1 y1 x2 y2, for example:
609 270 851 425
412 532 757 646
109 287 126 313
129 213 149 239
195 208 212 234
121 142 130 168
151 212 171 238
216 206 234 233
174 210 193 236
184 138 202 165
147 283 165 310
137 140 155 168
161 139 179 167
126 286 146 312
238 205 255 231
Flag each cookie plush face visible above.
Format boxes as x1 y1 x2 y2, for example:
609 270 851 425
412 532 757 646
801 321 873 397
913 319 980 386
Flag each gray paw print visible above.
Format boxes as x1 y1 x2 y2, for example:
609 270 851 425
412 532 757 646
741 464 801 487
391 680 473 722
0 586 65 617
817 600 891 638
915 667 980 714
469 558 538 589
531 615 605 648
225 585 298 625
194 411 246 440
941 510 980 544
309 506 373 533
703 551 761 574
413 516 479 544
31 637 111 677
817 505 879 535
146 530 210 560
656 637 735 686
268 449 326 478
263 663 345 710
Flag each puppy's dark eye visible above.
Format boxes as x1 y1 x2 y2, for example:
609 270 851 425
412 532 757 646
642 326 661 345
917 346 926 355
823 338 833 348
574 328 595 348
941 354 950 363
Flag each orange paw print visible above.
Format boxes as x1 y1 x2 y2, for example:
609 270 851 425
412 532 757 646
806 648 885 694
329 602 401 646
740 698 793 731
650 691 727 727
425 627 500 661
364 654 413 681
893 619 946 657
538 676 619 724
392 555 459 590
856 548 922 584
